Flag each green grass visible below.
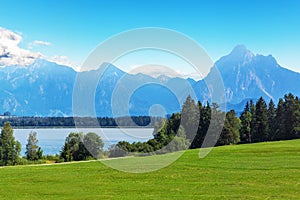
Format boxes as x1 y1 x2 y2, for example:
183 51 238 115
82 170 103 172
1 140 300 199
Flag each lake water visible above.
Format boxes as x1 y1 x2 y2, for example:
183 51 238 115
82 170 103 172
14 128 154 156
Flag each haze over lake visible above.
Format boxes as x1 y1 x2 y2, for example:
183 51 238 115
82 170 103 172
14 128 154 155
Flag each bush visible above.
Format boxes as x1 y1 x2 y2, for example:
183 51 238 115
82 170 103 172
17 158 46 165
108 144 127 158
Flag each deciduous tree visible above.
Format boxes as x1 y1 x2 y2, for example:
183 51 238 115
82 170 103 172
25 131 43 161
0 122 21 166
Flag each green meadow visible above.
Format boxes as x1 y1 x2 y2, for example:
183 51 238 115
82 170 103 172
1 139 300 199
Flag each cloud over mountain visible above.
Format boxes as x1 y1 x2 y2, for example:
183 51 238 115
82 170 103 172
0 27 42 66
0 27 75 69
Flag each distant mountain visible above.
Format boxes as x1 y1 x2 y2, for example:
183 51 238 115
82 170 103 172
0 59 76 116
0 60 193 116
92 64 194 117
1 45 300 116
193 45 300 112
214 45 300 103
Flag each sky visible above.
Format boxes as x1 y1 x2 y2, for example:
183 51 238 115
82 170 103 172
0 0 300 76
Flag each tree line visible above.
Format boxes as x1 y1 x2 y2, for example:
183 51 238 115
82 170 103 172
240 93 300 143
0 116 162 128
109 93 300 157
1 93 300 165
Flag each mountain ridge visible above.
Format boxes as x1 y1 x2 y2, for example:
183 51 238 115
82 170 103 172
1 45 300 116
204 45 300 104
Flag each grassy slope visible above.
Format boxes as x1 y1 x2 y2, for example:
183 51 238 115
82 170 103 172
0 140 300 199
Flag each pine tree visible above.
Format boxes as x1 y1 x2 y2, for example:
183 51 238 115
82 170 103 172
267 99 276 140
249 99 256 141
252 97 269 142
283 93 298 139
250 100 256 115
219 110 240 145
190 101 203 148
181 95 200 142
274 98 285 140
294 97 300 138
203 102 212 136
0 122 21 166
240 102 252 143
203 103 225 148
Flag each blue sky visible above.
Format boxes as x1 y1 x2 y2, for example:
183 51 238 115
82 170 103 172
1 0 300 73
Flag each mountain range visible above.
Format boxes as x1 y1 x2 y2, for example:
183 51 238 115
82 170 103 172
0 45 299 117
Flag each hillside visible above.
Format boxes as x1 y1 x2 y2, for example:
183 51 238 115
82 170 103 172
0 139 299 199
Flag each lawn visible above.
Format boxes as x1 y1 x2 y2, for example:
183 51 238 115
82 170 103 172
0 140 300 199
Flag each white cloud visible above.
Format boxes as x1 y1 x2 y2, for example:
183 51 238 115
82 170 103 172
0 27 43 66
49 55 79 71
127 64 203 80
0 26 76 69
28 40 51 49
33 40 51 46
175 70 203 81
128 64 181 78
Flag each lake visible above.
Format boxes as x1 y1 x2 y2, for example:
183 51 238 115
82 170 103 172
14 128 154 155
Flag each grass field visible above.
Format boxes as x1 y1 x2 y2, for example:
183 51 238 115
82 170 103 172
0 140 300 199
